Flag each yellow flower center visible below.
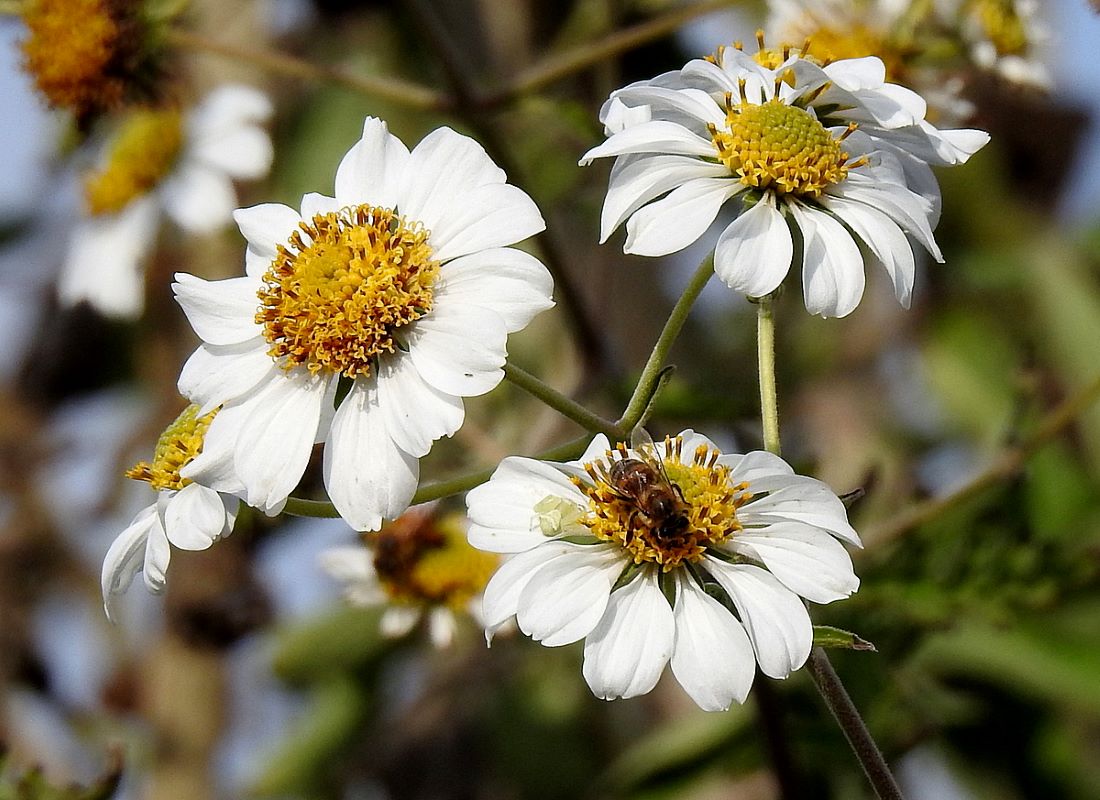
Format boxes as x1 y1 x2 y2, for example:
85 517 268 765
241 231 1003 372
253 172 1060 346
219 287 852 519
574 437 752 571
710 99 853 197
257 205 440 379
971 0 1027 55
371 511 498 610
83 109 184 215
126 404 216 492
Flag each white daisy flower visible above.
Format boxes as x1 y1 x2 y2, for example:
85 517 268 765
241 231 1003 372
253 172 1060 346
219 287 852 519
101 404 240 620
61 84 274 318
580 41 989 317
319 505 499 649
466 430 861 711
175 118 553 530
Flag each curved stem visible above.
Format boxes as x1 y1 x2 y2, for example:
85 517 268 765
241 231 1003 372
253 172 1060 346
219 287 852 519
283 435 591 519
504 363 622 438
617 253 714 431
756 292 903 800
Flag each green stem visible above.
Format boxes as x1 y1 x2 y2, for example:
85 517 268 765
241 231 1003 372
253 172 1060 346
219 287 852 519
756 293 782 455
283 435 591 519
756 292 903 800
504 363 622 438
617 253 714 432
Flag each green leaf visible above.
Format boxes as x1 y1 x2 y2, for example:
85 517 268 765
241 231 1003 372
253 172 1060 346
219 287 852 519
813 625 877 652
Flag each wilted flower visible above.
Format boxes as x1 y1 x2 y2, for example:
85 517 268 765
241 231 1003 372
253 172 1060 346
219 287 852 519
466 431 861 711
581 37 989 317
176 118 554 530
101 404 239 620
61 85 274 317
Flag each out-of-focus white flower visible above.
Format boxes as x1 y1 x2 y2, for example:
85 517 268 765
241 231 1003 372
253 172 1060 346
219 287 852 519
938 0 1049 87
581 40 989 317
319 506 499 648
101 404 239 620
466 430 861 711
61 84 274 318
175 117 553 530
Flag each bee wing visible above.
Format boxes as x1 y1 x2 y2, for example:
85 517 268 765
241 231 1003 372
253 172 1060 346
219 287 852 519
629 426 675 488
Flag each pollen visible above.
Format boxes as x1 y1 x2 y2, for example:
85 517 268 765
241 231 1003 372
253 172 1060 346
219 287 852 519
257 205 440 379
371 510 498 610
710 99 854 197
126 404 216 492
20 0 147 119
575 437 752 571
83 109 184 215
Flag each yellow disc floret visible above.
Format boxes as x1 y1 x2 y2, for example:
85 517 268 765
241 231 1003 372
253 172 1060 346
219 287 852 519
83 109 184 215
257 205 440 379
371 510 498 610
710 98 854 197
575 437 752 571
126 404 216 492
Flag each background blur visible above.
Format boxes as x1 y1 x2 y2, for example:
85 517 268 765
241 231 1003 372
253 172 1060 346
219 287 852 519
2 1 1100 798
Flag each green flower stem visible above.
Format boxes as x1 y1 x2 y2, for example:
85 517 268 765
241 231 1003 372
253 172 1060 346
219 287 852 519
283 435 591 519
503 363 622 439
756 292 903 800
617 253 714 432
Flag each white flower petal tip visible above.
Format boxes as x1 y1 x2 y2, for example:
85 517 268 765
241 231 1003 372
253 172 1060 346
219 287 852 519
583 49 987 316
176 119 552 523
465 429 862 709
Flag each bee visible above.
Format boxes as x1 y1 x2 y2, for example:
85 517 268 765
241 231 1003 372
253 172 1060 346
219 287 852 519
607 428 690 541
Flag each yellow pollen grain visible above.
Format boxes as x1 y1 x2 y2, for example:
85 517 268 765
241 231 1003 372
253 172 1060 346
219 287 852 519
126 404 216 492
83 109 184 215
710 99 852 197
372 512 497 609
21 0 123 114
257 205 440 380
575 438 752 571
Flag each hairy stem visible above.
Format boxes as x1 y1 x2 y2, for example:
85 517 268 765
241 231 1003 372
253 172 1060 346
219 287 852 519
756 293 782 455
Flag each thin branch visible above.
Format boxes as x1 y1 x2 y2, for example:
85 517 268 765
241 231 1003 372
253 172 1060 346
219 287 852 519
504 362 623 439
862 372 1100 550
482 0 734 106
164 28 450 112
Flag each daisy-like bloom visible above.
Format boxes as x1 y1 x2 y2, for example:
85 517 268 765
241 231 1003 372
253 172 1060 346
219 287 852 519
20 0 167 122
319 505 499 648
101 404 240 620
466 430 860 711
175 118 553 530
61 85 273 318
580 36 990 317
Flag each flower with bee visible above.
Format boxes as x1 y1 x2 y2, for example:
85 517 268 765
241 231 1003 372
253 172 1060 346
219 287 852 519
466 429 860 711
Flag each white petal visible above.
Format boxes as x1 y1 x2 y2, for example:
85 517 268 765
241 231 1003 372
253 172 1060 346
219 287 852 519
466 457 587 553
789 203 866 318
515 546 623 646
323 379 420 531
608 86 726 128
60 198 158 318
835 176 942 261
142 514 171 594
823 194 915 308
173 273 263 346
159 163 237 235
670 574 755 710
178 340 275 413
398 127 506 234
729 523 859 603
334 117 411 209
480 543 577 633
234 203 300 258
428 607 457 648
162 483 231 551
101 505 157 619
179 398 251 495
299 192 339 220
704 560 812 679
434 248 554 333
187 86 273 178
233 372 329 511
317 546 376 584
582 570 675 700
713 195 794 298
375 355 464 457
428 183 545 263
823 57 886 90
188 85 272 131
600 154 729 242
740 477 862 546
406 305 507 397
624 177 738 257
579 120 717 165
380 606 421 638
720 450 794 485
